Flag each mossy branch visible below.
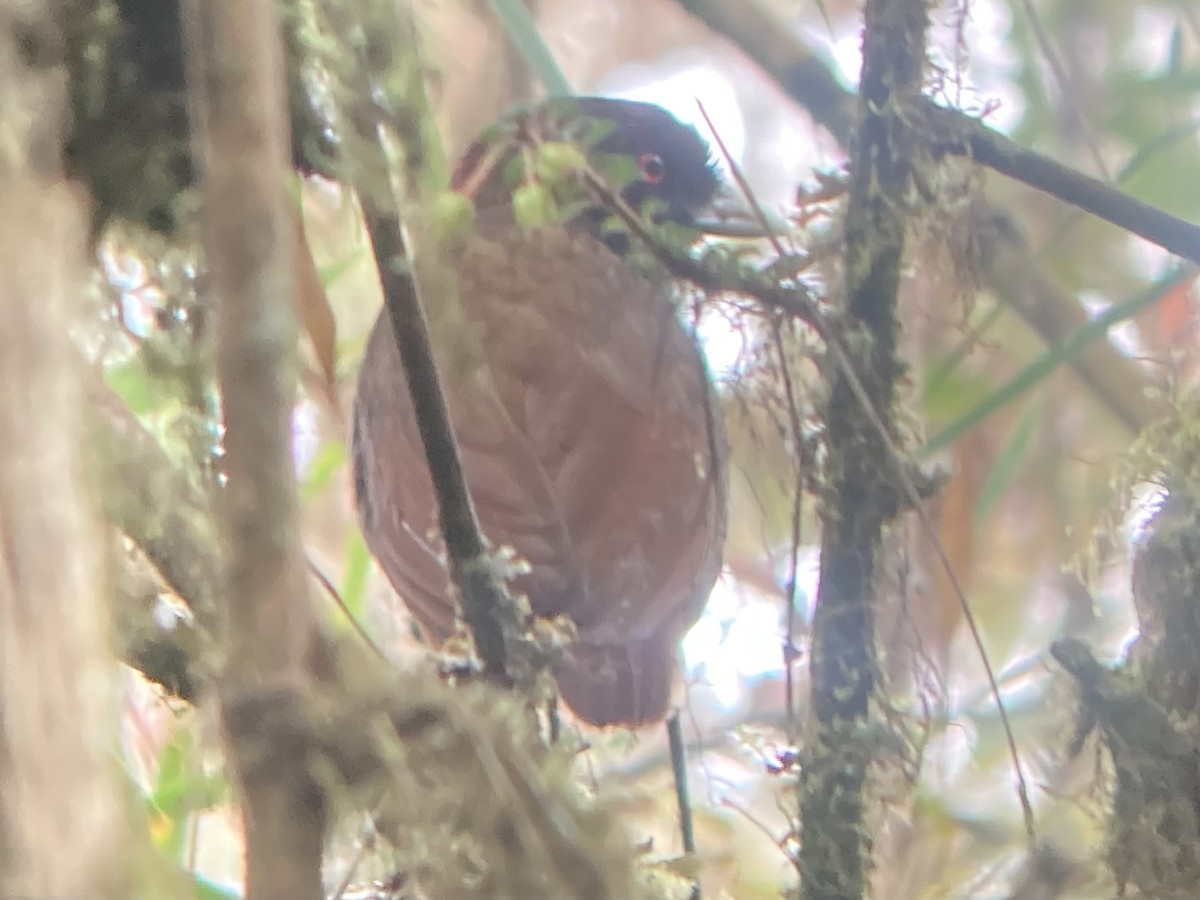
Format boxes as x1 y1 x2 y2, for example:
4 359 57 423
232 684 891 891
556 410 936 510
797 1 929 899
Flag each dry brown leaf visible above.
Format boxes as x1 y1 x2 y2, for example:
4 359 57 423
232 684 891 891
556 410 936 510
292 197 341 414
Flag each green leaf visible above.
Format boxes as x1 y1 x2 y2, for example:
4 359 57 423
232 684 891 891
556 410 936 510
318 248 367 289
535 141 587 185
975 395 1042 528
487 0 573 97
512 182 560 230
921 365 997 424
147 728 229 862
106 356 160 416
301 440 348 502
189 873 243 900
341 529 372 619
573 115 618 150
591 152 641 192
501 151 529 191
920 267 1193 458
923 300 1006 398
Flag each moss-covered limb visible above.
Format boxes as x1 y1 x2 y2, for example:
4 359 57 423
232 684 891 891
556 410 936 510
316 0 449 197
110 532 204 701
920 102 1200 268
88 384 222 633
799 1 929 899
218 666 638 900
59 0 336 235
1078 483 1200 898
1049 449 1200 897
1052 637 1200 899
1132 489 1200 701
110 537 198 692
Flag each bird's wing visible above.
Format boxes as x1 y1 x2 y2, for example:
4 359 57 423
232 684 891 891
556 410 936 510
354 222 726 690
458 226 727 645
353 311 587 639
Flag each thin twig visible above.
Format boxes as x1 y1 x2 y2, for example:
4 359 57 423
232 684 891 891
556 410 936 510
1014 0 1112 182
305 553 390 664
371 213 526 679
772 320 807 744
574 164 828 332
666 712 697 856
695 100 811 742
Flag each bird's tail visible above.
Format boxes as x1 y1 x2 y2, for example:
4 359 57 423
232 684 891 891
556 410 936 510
554 630 682 728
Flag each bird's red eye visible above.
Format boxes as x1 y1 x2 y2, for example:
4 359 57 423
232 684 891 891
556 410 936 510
638 152 666 185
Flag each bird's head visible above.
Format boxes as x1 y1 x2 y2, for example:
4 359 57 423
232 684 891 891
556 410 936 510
450 96 722 251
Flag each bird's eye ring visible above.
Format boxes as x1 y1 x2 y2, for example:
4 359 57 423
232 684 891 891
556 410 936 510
638 152 666 185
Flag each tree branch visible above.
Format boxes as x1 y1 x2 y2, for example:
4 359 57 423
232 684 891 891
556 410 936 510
182 1 325 897
924 103 1200 265
673 0 1169 434
0 2 131 890
109 529 204 702
88 383 222 637
971 205 1171 432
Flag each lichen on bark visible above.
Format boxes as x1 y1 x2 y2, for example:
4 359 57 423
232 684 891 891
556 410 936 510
799 1 931 899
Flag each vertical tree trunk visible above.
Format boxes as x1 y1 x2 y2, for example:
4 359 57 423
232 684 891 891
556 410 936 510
800 1 929 898
182 1 326 897
0 4 128 893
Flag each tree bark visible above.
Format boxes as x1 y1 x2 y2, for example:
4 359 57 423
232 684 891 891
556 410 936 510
0 3 129 892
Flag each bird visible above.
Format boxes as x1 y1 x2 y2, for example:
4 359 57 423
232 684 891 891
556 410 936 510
351 97 727 727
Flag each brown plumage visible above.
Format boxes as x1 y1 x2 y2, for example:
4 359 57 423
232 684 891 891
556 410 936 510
352 98 727 727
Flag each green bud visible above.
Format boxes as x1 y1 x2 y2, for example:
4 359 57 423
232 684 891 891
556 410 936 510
512 182 559 231
534 141 587 186
429 190 476 244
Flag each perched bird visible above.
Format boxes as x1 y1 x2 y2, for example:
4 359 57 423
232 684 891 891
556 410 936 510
352 97 727 727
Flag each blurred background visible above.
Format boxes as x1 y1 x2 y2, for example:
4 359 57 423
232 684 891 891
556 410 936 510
103 0 1200 897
